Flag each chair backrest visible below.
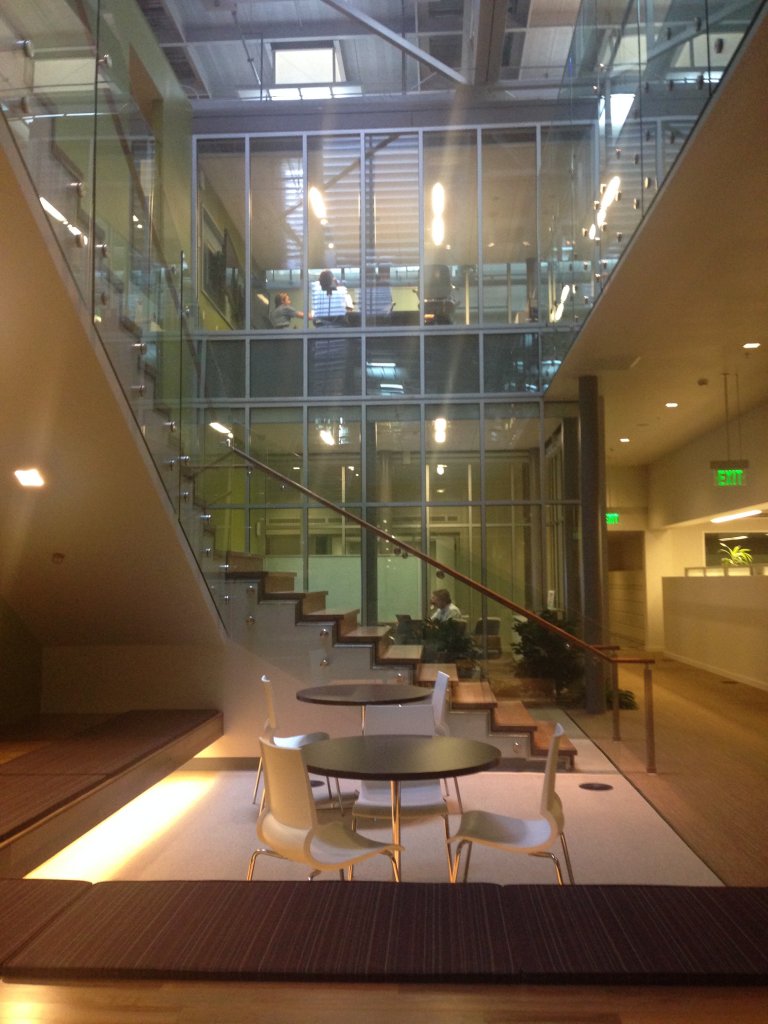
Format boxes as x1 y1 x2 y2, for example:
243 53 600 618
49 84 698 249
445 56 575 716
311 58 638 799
259 738 318 831
473 616 501 636
364 702 435 736
432 671 451 737
260 674 278 735
539 722 566 830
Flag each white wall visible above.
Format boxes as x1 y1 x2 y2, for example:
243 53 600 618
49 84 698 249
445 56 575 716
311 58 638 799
648 401 768 528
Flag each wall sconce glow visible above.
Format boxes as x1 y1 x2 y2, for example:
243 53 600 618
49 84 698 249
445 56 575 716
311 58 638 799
431 181 445 216
209 421 234 438
14 467 45 487
711 509 762 524
433 417 447 444
308 186 327 219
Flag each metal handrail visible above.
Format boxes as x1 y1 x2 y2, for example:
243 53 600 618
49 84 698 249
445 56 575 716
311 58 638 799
227 441 656 770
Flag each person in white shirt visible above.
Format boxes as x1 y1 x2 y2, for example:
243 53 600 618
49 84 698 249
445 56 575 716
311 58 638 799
429 588 462 623
311 270 353 324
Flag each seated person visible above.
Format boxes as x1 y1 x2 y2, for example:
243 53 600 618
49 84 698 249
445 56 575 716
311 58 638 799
429 588 462 623
269 291 304 329
311 270 354 324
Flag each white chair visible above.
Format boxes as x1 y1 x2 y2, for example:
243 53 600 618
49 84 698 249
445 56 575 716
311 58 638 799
251 675 331 806
248 739 400 881
447 722 575 884
432 670 463 812
351 702 453 876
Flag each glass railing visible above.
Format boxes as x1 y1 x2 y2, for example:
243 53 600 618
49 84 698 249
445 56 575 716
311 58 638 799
542 0 764 322
198 432 658 769
0 0 196 528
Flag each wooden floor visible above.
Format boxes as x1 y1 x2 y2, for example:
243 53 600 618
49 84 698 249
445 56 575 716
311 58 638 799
2 660 767 1020
569 656 768 887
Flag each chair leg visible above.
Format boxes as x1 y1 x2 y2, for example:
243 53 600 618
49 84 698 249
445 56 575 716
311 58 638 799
452 777 463 813
531 850 564 885
560 832 575 883
461 840 473 883
251 761 263 805
442 815 453 879
389 851 400 883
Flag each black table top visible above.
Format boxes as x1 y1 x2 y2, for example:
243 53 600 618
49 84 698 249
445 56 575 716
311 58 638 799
296 683 429 707
302 734 501 782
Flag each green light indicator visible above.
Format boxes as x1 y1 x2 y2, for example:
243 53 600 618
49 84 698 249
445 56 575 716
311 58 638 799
715 468 745 486
605 512 620 525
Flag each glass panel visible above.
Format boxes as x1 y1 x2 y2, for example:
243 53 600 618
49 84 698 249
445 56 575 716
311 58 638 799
205 338 245 398
424 334 479 394
308 513 361 611
539 124 595 323
425 404 480 504
362 132 420 327
249 136 305 329
368 508 423 626
197 138 246 330
195 408 247 557
308 405 361 504
365 336 420 396
423 130 478 325
250 337 303 398
486 504 541 609
484 333 540 394
481 128 537 324
366 405 421 504
307 135 361 327
425 505 481 625
249 406 304 506
484 402 541 502
308 336 361 395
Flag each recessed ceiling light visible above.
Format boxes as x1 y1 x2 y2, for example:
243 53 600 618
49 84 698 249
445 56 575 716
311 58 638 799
619 437 630 443
14 467 45 487
665 402 679 408
743 341 761 350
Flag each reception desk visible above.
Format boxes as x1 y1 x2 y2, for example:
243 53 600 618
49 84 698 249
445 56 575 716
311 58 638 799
662 575 768 690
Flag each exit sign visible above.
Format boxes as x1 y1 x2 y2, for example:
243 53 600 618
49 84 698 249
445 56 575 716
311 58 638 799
605 512 620 525
710 460 749 486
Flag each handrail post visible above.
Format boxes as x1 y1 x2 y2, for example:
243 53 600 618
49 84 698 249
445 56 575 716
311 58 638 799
611 660 621 741
644 663 657 773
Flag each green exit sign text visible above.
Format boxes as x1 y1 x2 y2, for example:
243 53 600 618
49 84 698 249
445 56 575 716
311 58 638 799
605 512 620 525
710 460 749 487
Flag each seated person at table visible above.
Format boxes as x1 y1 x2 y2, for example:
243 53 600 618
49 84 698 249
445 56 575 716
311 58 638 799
311 270 354 325
429 588 462 623
269 291 304 329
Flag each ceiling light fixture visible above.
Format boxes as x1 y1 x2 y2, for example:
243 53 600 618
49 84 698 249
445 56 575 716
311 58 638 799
619 437 630 443
743 341 761 350
665 402 679 408
209 421 234 438
308 186 326 219
710 509 762 524
14 467 45 487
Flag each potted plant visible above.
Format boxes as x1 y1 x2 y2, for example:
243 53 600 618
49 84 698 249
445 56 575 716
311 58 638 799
720 542 752 566
512 610 584 702
424 619 477 677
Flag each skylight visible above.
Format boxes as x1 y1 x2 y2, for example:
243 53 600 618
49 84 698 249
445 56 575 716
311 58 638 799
273 44 341 86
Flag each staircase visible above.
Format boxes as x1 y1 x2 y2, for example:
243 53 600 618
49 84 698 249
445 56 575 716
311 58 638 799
221 557 577 769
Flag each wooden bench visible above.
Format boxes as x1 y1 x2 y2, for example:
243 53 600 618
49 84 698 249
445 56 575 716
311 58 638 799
1 878 767 985
0 709 223 877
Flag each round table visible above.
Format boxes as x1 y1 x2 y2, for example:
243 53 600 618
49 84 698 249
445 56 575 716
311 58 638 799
303 734 501 877
296 682 429 731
